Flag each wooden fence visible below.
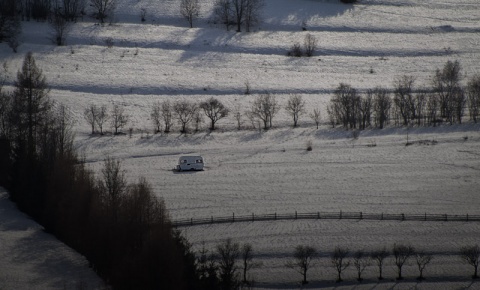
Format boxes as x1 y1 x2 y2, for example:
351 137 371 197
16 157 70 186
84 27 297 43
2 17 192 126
172 211 480 227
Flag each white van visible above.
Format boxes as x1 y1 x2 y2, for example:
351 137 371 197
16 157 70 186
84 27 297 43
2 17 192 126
176 156 204 171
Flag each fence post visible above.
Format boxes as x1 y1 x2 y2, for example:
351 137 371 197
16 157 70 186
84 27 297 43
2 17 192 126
317 212 320 219
401 213 405 221
424 213 427 221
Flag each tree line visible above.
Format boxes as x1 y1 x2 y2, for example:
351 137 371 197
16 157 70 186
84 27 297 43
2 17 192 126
327 60 480 130
198 240 480 288
80 60 479 137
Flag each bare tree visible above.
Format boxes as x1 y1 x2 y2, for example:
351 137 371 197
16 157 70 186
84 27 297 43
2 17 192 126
250 93 278 130
232 0 246 32
59 0 86 22
217 238 240 290
193 110 203 132
83 104 97 134
415 251 433 280
393 244 415 280
433 60 462 124
309 107 321 129
161 100 174 133
233 104 242 130
328 83 360 129
359 92 372 130
331 246 350 282
150 101 162 133
99 156 126 223
303 33 317 57
214 0 233 31
353 250 370 281
199 97 229 130
49 5 72 46
90 0 116 24
393 75 416 126
460 245 480 279
173 100 197 133
95 104 108 135
285 94 305 128
372 87 391 129
370 247 389 280
241 243 260 285
244 0 264 32
286 245 316 285
110 104 128 135
180 0 200 28
426 93 439 126
467 74 480 123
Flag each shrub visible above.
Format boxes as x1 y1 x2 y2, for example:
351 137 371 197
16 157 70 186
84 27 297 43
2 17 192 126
287 43 303 57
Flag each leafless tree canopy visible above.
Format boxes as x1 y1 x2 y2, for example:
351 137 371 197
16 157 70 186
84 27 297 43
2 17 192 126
304 33 317 57
370 247 389 280
460 245 480 279
433 60 464 124
309 107 321 129
90 0 116 24
150 101 162 133
180 0 200 28
250 93 278 130
353 250 370 281
285 94 306 127
214 0 263 32
467 74 480 123
110 104 129 135
415 251 433 280
95 104 108 134
49 4 73 46
216 238 240 290
286 245 316 285
161 100 173 133
199 97 229 130
331 246 350 282
173 100 197 133
393 244 415 280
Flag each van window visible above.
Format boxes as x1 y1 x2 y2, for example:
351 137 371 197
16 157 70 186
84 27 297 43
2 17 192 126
196 159 203 163
181 160 187 163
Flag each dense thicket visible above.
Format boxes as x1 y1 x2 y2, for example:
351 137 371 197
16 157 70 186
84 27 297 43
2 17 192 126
0 52 198 290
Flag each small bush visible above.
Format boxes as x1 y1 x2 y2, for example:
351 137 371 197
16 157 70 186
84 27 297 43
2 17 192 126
288 43 303 57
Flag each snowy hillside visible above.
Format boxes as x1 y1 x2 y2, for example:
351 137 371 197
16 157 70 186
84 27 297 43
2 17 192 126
1 0 480 288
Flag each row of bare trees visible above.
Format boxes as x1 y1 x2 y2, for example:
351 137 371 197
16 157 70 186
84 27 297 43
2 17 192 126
327 60 480 129
287 244 480 285
213 0 265 32
196 239 260 290
144 93 319 135
83 103 129 135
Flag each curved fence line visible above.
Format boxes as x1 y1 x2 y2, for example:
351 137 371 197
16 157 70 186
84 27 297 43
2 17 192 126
172 211 480 227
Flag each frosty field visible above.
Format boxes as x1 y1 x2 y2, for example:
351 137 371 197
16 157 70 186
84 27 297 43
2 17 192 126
1 0 480 288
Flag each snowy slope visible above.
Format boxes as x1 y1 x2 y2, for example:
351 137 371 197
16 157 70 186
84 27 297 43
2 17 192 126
1 0 480 288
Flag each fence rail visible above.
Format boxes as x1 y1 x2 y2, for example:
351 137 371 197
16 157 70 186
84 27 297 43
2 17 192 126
172 211 480 227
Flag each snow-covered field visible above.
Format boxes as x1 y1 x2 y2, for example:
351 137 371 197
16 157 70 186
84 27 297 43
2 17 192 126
1 0 480 288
